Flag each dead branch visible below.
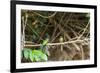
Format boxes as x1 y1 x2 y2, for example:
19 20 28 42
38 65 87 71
78 20 90 39
24 38 89 47
33 12 57 18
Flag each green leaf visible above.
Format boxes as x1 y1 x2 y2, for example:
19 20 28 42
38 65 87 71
41 53 48 61
23 48 32 59
23 50 29 59
34 55 41 62
32 50 42 56
22 49 48 62
29 50 34 62
32 50 48 62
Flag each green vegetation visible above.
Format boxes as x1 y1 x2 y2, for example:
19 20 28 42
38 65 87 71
22 48 48 62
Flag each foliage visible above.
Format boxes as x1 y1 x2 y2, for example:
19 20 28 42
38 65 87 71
22 48 48 62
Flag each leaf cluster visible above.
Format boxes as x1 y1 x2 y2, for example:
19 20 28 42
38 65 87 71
22 48 48 62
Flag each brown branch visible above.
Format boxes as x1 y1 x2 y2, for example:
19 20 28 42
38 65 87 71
21 13 28 50
33 12 57 18
24 38 89 47
51 31 61 42
37 23 50 43
78 20 90 39
80 45 85 60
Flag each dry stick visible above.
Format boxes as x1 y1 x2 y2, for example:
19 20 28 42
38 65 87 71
78 26 89 36
24 38 89 47
50 23 58 41
68 20 80 37
85 32 90 38
33 12 57 18
37 22 50 43
80 45 85 60
82 40 89 45
78 20 90 39
51 12 66 42
59 13 66 24
69 37 78 41
64 13 73 26
84 25 90 38
25 41 33 44
21 13 28 50
68 25 79 37
21 16 24 50
77 20 88 35
25 37 90 44
50 21 57 41
51 31 61 42
69 24 84 30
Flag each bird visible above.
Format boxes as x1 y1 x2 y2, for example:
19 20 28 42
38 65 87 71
40 38 49 50
40 33 50 56
59 36 64 51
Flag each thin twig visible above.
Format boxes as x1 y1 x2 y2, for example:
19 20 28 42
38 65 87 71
21 13 28 50
80 45 85 60
78 20 90 39
51 31 61 42
37 22 50 43
33 12 57 18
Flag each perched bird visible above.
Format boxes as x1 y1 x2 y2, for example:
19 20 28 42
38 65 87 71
59 36 64 51
40 38 49 50
59 36 63 43
40 36 50 56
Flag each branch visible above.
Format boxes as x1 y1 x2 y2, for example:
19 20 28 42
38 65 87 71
24 38 89 47
78 20 90 39
33 12 57 18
